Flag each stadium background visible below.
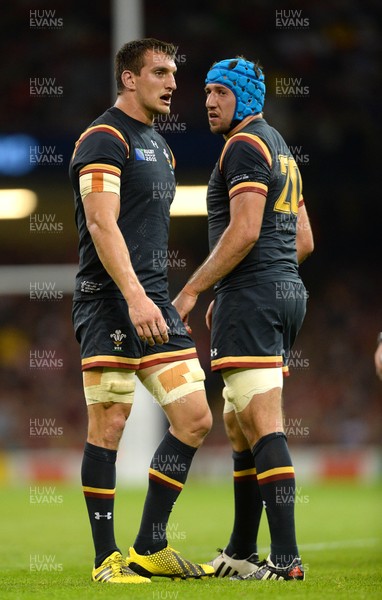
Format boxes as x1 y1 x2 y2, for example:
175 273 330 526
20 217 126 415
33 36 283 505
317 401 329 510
0 0 381 486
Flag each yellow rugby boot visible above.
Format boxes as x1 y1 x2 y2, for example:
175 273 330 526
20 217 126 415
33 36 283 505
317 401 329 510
127 545 215 580
92 551 151 583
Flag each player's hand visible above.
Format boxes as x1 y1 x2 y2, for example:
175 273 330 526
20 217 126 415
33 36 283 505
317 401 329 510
128 295 169 346
205 300 215 331
172 286 198 323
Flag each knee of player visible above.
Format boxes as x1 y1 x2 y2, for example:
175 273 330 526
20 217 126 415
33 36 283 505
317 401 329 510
198 406 213 437
87 408 128 448
103 410 128 443
186 405 213 441
223 411 246 447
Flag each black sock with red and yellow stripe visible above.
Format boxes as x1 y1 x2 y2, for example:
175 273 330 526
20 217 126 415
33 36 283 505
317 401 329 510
133 430 197 554
81 442 120 568
252 432 298 567
225 449 262 559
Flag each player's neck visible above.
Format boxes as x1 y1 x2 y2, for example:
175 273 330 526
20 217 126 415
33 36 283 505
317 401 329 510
225 113 263 139
114 95 154 127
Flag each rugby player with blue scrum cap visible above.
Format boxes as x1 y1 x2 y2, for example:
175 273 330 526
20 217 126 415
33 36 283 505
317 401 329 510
173 56 314 582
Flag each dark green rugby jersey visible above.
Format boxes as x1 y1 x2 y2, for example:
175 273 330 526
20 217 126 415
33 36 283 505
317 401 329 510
207 117 304 292
69 107 176 305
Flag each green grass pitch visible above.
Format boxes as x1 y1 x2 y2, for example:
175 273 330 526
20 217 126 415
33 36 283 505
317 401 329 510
2 479 382 599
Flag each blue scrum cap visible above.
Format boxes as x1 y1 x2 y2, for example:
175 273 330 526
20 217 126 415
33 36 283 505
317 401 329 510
205 58 265 121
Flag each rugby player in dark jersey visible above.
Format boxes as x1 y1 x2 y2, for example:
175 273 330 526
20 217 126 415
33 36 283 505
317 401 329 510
69 39 214 584
173 56 314 582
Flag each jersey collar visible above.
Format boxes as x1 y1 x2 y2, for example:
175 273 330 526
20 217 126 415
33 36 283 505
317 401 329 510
224 114 263 140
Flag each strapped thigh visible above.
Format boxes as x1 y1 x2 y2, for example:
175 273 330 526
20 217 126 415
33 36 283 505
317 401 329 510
83 368 136 405
139 358 205 406
222 367 283 413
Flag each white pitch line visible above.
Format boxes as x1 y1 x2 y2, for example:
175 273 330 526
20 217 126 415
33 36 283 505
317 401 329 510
259 538 379 553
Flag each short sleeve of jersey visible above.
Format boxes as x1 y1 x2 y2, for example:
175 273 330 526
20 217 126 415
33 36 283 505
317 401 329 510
71 127 129 199
219 134 272 201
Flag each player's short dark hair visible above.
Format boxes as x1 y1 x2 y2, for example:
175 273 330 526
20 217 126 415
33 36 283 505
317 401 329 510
115 38 176 93
229 56 263 78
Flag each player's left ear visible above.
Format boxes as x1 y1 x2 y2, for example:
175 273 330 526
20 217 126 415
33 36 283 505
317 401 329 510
121 70 136 91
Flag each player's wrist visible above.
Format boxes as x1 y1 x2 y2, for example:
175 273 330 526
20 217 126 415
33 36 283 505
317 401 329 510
122 279 147 305
183 284 199 298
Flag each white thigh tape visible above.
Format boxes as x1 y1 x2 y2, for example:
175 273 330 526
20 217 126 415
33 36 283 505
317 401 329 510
222 367 283 413
141 358 206 406
83 368 136 405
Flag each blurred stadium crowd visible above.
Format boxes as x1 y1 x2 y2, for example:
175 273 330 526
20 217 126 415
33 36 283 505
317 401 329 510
0 0 381 450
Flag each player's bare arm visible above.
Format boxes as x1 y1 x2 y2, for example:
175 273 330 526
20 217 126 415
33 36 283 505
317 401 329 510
296 203 314 264
375 339 382 380
83 190 169 346
173 190 266 320
205 300 214 331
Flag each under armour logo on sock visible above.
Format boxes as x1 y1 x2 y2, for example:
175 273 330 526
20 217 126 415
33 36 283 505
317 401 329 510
94 512 112 520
